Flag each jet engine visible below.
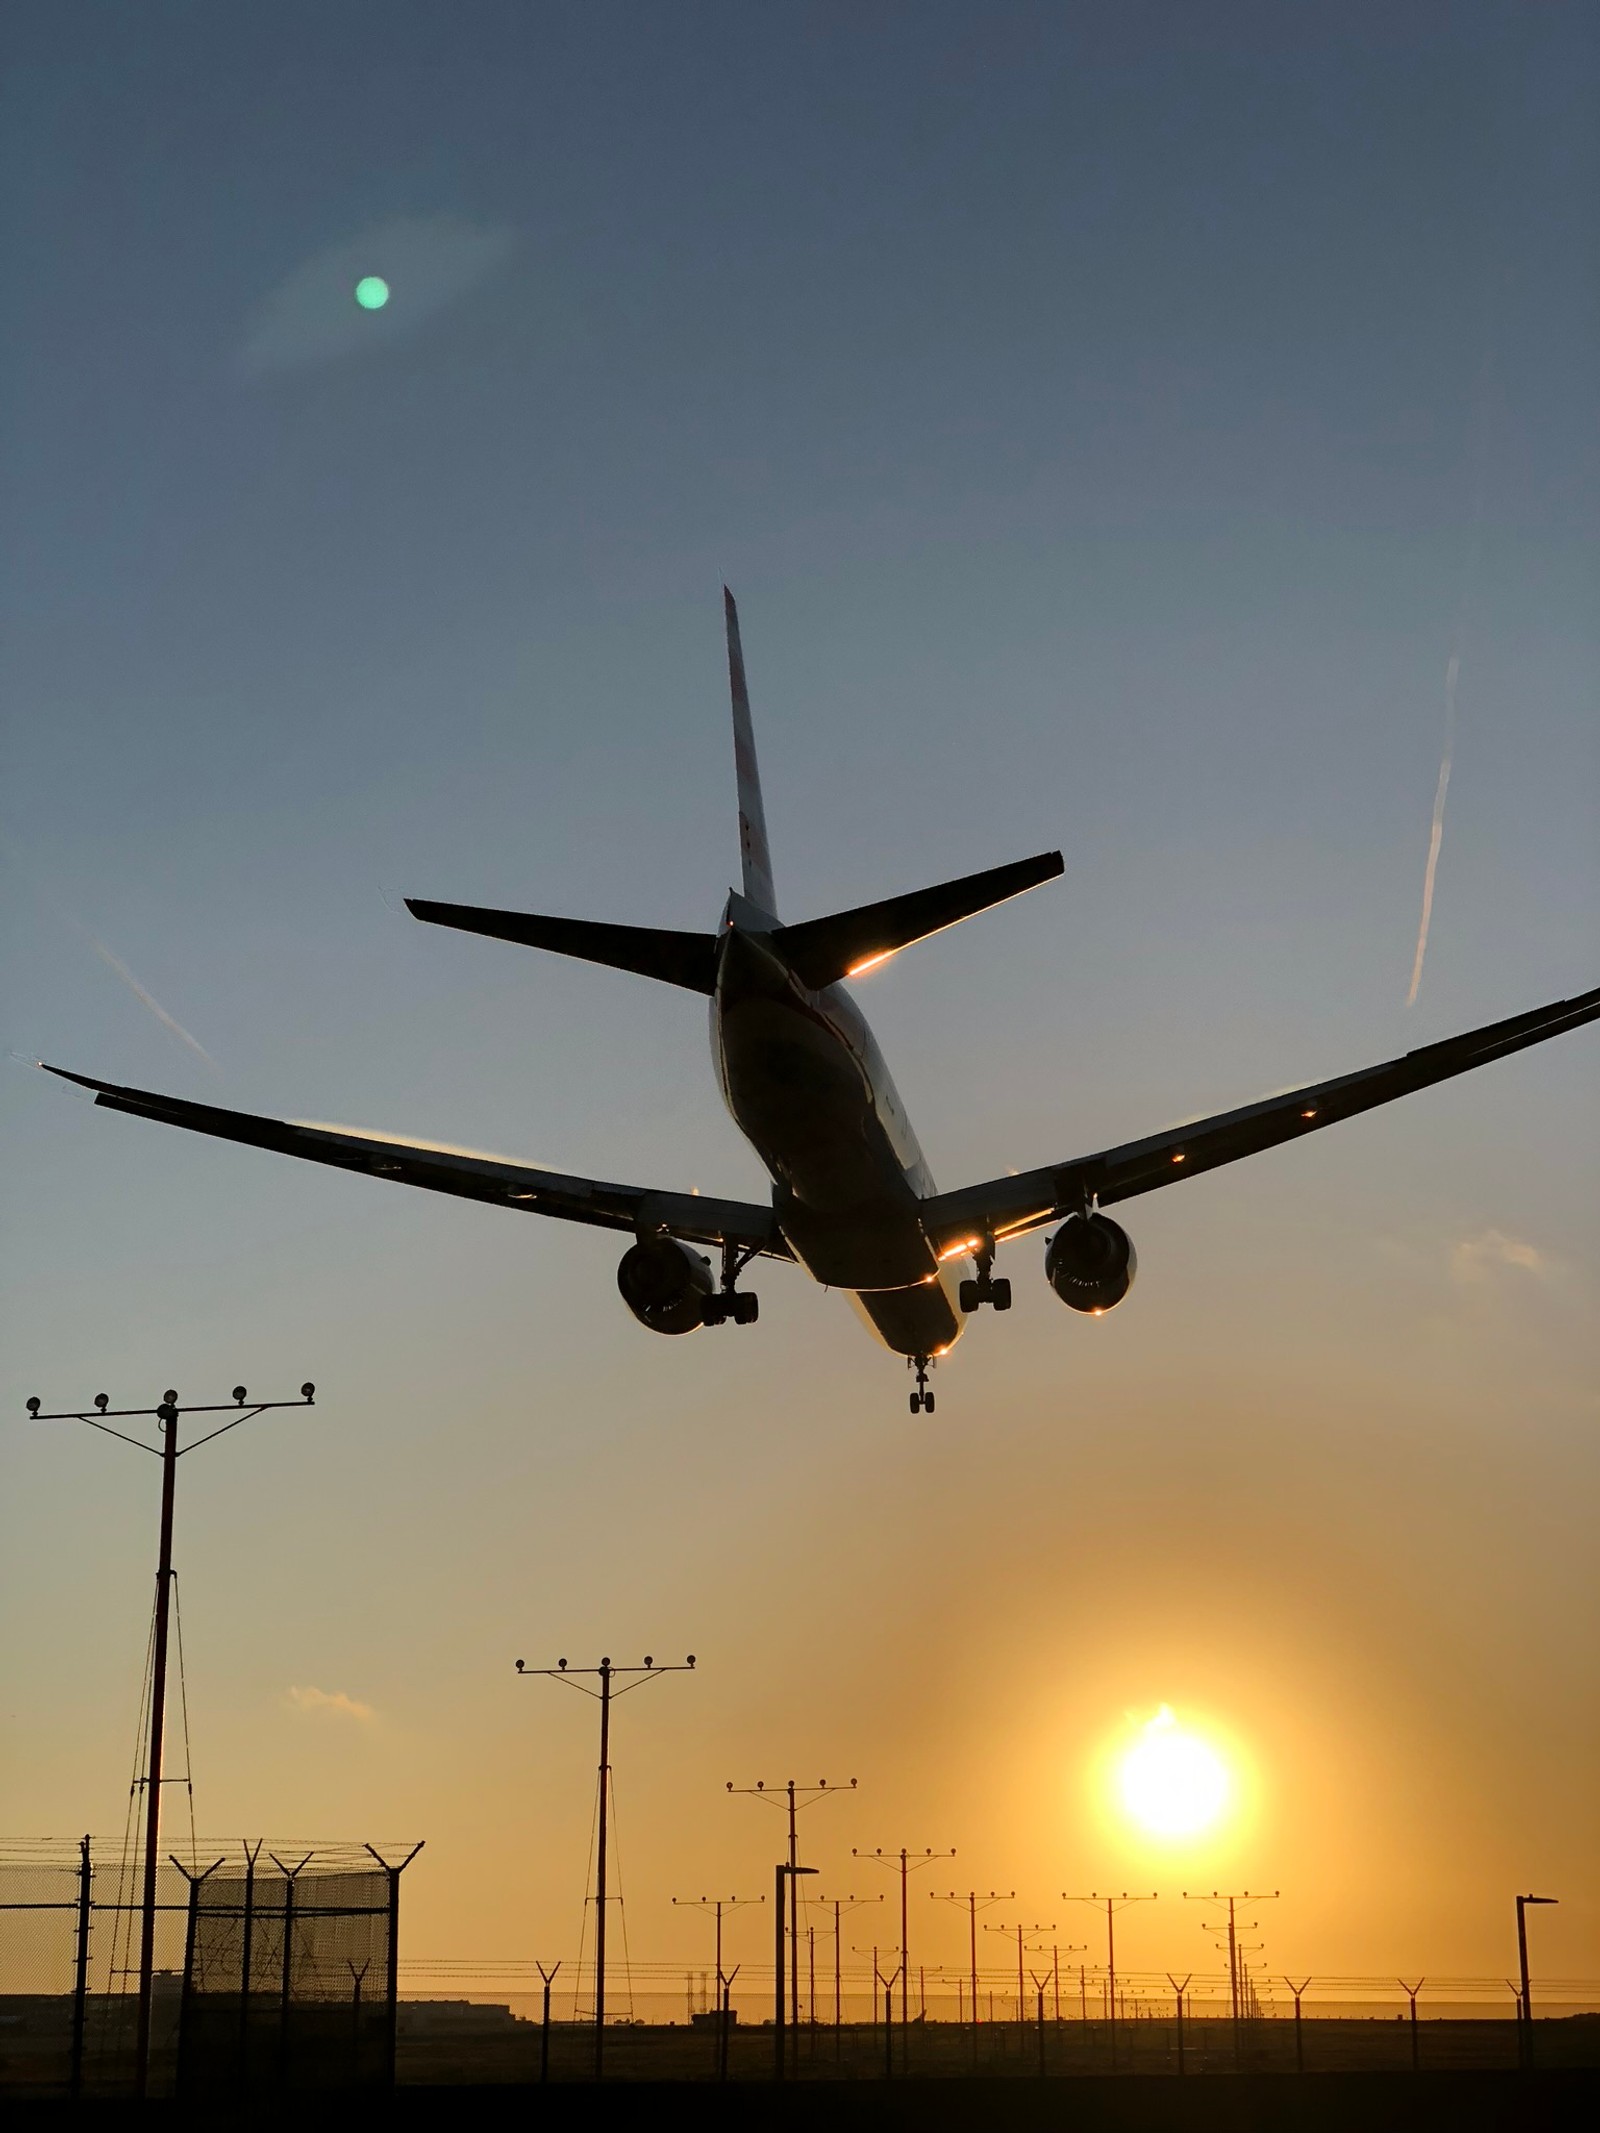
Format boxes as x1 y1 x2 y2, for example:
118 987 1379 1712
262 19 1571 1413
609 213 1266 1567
616 1235 716 1334
1044 1213 1137 1314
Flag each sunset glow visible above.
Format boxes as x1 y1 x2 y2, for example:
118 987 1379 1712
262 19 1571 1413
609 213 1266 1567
1115 1706 1231 1839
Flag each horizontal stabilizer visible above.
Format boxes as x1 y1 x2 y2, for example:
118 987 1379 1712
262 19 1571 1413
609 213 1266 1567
406 899 717 994
772 850 1063 990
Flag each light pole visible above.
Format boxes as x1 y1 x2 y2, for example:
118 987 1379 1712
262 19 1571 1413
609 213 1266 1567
773 1864 817 2079
1184 1889 1277 2070
853 1846 954 2065
931 1888 1011 2054
728 1776 855 2030
23 1380 315 2098
810 1893 881 2054
985 1918 1054 2044
1516 1894 1557 2069
517 1654 696 2077
1063 1891 1157 2069
672 1894 763 2081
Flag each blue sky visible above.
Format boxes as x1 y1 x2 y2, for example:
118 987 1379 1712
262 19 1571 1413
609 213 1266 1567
2 2 1595 1989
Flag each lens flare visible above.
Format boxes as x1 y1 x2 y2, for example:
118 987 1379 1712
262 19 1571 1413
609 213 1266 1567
1116 1706 1229 1839
354 276 390 310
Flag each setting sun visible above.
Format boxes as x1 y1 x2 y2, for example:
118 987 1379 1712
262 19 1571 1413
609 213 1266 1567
1116 1706 1231 1839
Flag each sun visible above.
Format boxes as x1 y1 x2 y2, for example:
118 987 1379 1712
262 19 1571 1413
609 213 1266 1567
1115 1706 1231 1839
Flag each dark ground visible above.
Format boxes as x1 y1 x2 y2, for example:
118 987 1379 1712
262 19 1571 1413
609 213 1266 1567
7 2068 1599 2131
399 2014 1598 2084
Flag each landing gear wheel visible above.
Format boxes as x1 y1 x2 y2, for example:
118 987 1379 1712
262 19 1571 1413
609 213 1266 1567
733 1292 759 1325
923 1392 935 1413
958 1243 1006 1313
909 1392 922 1414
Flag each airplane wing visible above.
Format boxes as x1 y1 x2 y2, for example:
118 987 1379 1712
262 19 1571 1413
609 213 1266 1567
921 980 1600 1253
41 1068 789 1259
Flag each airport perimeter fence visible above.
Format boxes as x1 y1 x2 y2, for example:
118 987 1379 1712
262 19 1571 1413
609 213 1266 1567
0 1838 412 2100
390 1961 1600 2085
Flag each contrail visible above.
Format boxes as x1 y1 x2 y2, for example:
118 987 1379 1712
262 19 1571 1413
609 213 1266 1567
0 829 218 1068
1406 344 1494 1008
83 935 218 1068
1405 653 1458 1008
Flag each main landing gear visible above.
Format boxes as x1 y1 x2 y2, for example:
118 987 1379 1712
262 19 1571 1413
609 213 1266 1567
909 1356 935 1415
957 1240 1011 1315
702 1241 760 1328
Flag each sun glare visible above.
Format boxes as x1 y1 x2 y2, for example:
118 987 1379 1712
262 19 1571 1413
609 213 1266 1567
1116 1706 1230 1839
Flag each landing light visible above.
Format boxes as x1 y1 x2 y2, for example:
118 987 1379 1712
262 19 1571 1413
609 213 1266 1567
847 950 894 977
937 1237 982 1261
1301 1108 1318 1120
1171 1152 1186 1164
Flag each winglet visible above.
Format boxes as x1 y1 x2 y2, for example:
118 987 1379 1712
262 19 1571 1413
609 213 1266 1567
724 588 778 920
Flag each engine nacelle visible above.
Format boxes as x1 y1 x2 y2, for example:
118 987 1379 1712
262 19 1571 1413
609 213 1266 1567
616 1236 716 1335
1044 1214 1137 1314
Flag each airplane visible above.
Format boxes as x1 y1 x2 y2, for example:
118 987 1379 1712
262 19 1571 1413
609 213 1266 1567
45 591 1600 1414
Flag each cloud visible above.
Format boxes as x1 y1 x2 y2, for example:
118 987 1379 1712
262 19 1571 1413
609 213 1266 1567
239 214 517 377
286 1684 375 1722
1449 1228 1548 1285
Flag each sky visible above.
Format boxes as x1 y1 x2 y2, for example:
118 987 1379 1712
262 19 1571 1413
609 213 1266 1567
2 1 1596 2008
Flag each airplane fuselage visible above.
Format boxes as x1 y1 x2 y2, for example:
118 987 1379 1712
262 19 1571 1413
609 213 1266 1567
710 908 963 1358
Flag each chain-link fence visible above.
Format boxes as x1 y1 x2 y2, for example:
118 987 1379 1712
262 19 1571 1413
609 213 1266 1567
0 1839 415 2099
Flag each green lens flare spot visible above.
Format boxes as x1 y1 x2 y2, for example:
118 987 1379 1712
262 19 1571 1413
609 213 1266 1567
354 276 390 311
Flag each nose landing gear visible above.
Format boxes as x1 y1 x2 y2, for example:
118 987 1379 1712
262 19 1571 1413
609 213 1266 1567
908 1355 936 1415
957 1239 1011 1314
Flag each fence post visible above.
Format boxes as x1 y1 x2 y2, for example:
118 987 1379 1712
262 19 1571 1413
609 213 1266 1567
265 1852 313 2090
173 1856 223 2099
69 1835 91 2101
278 1870 295 2085
238 1840 260 2091
364 1842 423 2092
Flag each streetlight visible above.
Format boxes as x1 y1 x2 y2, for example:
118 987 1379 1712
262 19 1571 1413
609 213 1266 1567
1516 1894 1557 2068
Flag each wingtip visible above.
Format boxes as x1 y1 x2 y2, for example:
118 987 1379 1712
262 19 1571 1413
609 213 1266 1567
40 1063 111 1093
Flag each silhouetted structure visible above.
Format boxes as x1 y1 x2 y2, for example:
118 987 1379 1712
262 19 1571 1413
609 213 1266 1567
1518 1893 1558 2068
853 1846 953 2064
21 1384 314 2096
516 1655 695 2080
0 1838 413 2099
728 1776 854 2028
1064 1891 1158 2067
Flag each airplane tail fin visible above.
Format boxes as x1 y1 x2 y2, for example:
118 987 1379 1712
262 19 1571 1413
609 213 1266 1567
770 850 1063 990
725 587 779 920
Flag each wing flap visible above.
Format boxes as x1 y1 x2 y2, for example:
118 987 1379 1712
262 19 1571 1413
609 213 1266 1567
43 1068 786 1256
922 978 1600 1252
